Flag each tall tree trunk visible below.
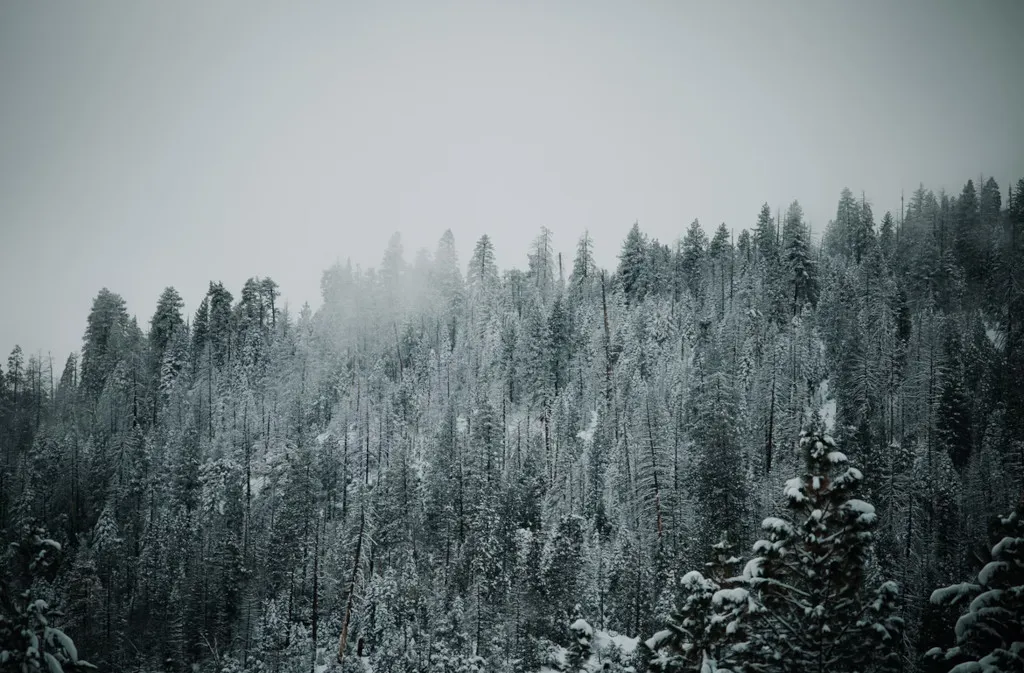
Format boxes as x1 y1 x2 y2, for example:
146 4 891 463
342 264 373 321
338 508 365 665
645 396 664 537
311 513 320 673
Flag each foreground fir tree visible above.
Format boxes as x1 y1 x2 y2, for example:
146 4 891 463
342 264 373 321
638 539 746 673
0 524 95 671
927 500 1024 673
731 430 902 673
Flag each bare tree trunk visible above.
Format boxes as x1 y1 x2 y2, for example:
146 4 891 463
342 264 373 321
338 509 365 665
645 396 664 538
311 513 321 673
244 400 251 557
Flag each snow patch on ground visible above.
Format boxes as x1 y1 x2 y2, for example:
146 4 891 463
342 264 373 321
590 628 638 656
820 399 836 433
576 410 599 445
314 647 330 673
813 378 837 433
608 632 639 655
505 408 532 438
984 321 1003 349
536 627 638 672
456 415 468 434
249 475 267 500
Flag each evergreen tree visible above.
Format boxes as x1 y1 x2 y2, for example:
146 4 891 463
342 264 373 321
879 211 895 258
639 546 745 673
149 287 185 371
855 197 876 265
542 515 588 640
928 499 1024 673
783 201 817 315
207 281 234 368
619 223 649 304
954 179 982 287
81 288 129 396
755 203 778 261
734 430 903 673
529 227 556 296
571 230 596 291
468 234 499 293
688 352 746 554
681 220 708 301
0 524 96 671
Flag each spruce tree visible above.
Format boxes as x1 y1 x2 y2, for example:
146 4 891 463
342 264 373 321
619 223 649 304
680 220 708 301
149 287 185 372
755 203 777 261
879 211 895 258
0 524 96 671
81 288 129 396
639 540 745 673
783 202 817 315
735 430 903 673
928 499 1024 673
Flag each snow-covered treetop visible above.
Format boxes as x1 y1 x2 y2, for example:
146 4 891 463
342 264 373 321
781 430 868 516
842 499 877 525
569 618 594 640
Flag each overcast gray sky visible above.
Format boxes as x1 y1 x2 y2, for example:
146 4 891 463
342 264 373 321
2 0 1022 364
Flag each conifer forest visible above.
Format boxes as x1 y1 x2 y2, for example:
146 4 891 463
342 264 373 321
2 178 1023 673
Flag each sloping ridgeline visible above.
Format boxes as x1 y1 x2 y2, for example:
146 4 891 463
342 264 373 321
1 178 1023 673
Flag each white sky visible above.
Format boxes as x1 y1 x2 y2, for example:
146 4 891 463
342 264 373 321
2 0 1023 364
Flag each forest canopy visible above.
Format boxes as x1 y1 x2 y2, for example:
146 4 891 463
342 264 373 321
2 177 1023 673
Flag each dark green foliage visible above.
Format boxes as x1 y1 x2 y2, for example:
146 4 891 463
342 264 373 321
81 288 129 396
618 222 649 304
639 541 745 673
754 203 777 261
783 201 817 314
688 356 746 554
543 515 588 639
928 501 1024 673
150 287 185 365
0 524 96 671
732 431 903 673
207 281 234 367
680 219 708 301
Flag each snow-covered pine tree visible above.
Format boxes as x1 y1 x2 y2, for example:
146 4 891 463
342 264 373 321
543 515 590 641
566 612 595 672
638 539 745 673
687 345 746 554
619 222 650 305
734 429 903 673
783 202 817 316
927 499 1024 673
0 524 96 671
639 568 719 672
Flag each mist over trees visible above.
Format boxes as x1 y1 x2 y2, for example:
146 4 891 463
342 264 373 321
2 176 1023 673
